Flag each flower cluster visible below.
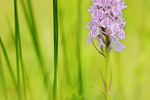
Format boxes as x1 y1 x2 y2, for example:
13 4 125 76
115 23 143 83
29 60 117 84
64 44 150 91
86 0 127 51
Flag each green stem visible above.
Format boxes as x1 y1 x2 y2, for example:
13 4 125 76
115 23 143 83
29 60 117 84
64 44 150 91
14 0 22 99
18 32 27 100
53 0 58 99
77 0 84 97
105 36 111 100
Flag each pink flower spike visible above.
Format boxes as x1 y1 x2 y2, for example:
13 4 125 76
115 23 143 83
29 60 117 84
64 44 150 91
86 0 127 51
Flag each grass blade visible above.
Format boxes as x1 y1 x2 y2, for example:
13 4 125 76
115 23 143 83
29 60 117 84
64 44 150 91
59 5 70 84
0 38 17 89
18 25 27 100
24 0 44 67
14 0 21 99
20 0 48 89
20 0 32 28
53 0 58 99
5 15 15 43
6 14 27 100
14 0 26 99
77 0 84 97
0 39 8 100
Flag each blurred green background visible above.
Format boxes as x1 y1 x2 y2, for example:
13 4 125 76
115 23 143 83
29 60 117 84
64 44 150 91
0 0 150 100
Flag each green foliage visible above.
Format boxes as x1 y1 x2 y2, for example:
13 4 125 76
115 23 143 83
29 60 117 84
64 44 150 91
0 0 150 100
65 86 83 100
0 39 17 89
14 0 26 99
0 39 8 100
53 0 58 100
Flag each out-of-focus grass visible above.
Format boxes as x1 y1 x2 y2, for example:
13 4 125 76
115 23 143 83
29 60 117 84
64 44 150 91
76 0 84 98
0 0 150 100
53 0 58 100
0 38 8 100
20 0 48 90
0 39 17 90
14 0 26 99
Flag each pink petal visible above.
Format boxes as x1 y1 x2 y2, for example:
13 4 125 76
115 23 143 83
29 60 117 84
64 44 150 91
86 25 92 30
100 17 112 28
111 23 119 34
117 29 125 39
87 35 94 44
109 35 119 42
90 26 99 37
113 41 125 51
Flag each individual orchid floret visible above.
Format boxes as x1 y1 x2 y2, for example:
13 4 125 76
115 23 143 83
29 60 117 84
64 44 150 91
86 0 127 52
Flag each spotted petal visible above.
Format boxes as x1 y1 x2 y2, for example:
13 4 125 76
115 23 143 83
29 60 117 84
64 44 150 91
87 35 94 44
100 17 112 28
111 23 119 34
117 29 125 39
109 35 119 42
89 26 100 37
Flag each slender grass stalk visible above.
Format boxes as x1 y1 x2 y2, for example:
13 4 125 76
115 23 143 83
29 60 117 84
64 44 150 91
26 0 44 68
0 39 17 89
6 14 27 99
14 0 21 99
18 30 27 100
20 0 32 27
20 0 48 89
53 0 58 99
14 0 25 99
59 7 70 99
105 36 111 100
59 8 70 84
6 14 27 100
6 16 15 43
77 0 84 97
0 41 8 100
26 0 42 61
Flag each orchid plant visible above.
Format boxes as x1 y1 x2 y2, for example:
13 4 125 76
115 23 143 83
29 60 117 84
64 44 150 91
86 0 127 100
